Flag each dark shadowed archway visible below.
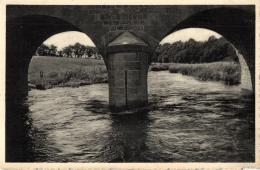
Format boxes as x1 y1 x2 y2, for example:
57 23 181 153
6 15 88 161
6 15 85 101
165 7 255 91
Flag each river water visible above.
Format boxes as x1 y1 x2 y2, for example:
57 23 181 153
23 71 255 162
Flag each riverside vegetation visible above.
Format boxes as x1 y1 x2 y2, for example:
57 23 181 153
28 56 107 89
29 56 240 90
150 35 241 86
29 35 241 89
168 62 241 85
150 62 241 85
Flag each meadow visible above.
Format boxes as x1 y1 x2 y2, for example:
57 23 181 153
28 56 107 89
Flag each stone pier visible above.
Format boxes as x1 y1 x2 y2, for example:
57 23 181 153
106 31 151 111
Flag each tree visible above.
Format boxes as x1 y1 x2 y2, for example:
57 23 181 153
61 45 74 58
60 43 99 59
35 44 50 56
85 47 96 58
35 44 58 56
49 45 58 56
73 43 86 58
155 35 239 64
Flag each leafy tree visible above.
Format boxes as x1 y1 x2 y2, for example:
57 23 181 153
36 42 101 59
49 45 58 56
73 43 86 58
61 45 74 58
35 44 58 56
154 36 239 64
36 44 50 56
60 43 100 58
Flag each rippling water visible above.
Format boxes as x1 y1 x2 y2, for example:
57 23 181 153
22 71 255 162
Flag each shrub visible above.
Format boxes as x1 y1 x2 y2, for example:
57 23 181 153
168 62 241 85
150 63 169 71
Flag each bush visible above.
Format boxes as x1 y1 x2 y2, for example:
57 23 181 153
168 62 241 85
150 63 169 71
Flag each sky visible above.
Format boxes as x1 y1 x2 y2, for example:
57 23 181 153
44 31 96 50
160 28 222 44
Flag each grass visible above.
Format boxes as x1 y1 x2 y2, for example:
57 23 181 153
29 56 241 89
28 56 108 89
149 63 170 71
168 62 241 85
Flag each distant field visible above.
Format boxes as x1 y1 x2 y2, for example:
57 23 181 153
28 56 107 89
168 62 241 85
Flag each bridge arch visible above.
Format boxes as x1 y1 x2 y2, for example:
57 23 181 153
6 15 99 101
164 7 255 91
158 27 252 91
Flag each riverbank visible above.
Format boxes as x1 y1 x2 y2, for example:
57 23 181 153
29 57 241 90
150 62 241 85
28 56 108 89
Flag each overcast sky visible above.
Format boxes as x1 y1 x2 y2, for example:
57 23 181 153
44 31 96 50
43 28 222 49
160 28 222 44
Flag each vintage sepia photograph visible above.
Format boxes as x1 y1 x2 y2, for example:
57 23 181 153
3 3 258 165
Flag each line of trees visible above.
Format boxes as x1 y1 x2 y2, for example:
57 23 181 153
35 42 102 59
154 36 238 63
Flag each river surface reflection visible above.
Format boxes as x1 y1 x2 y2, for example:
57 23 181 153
7 71 255 162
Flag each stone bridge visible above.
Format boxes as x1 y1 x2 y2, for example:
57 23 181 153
5 5 256 161
6 5 255 105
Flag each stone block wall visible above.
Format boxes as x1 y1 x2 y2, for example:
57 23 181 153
108 52 149 110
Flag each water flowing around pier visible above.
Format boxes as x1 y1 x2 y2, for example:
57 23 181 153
25 71 254 162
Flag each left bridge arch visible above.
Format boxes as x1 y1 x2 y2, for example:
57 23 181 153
6 15 92 100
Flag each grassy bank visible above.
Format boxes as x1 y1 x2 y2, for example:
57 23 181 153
149 63 170 71
168 62 241 85
29 56 241 90
28 56 107 89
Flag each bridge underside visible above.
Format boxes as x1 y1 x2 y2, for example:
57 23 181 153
6 6 255 102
